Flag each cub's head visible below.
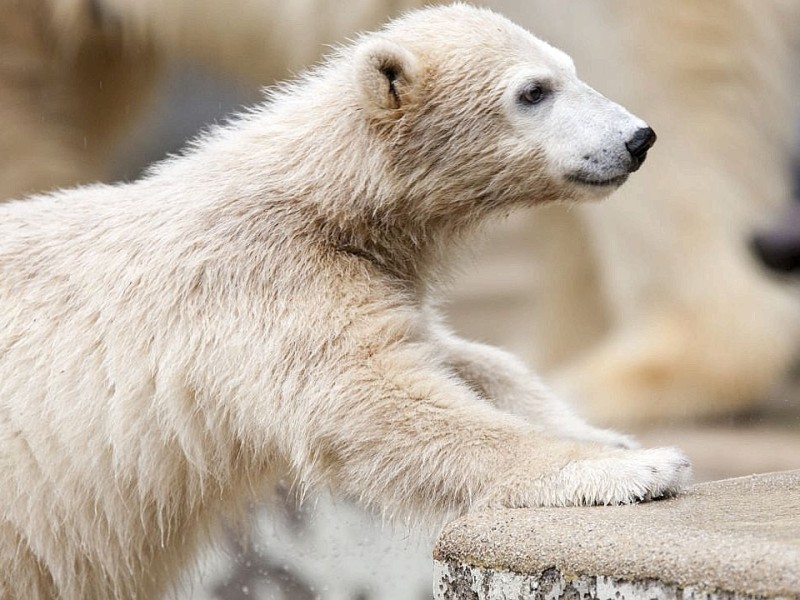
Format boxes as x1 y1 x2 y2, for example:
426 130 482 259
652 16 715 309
353 4 655 210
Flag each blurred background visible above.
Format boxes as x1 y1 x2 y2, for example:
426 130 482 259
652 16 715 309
3 0 800 598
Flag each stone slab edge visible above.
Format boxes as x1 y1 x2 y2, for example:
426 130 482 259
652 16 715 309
433 559 798 600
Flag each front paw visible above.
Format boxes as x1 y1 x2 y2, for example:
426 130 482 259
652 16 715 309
485 446 691 508
553 446 692 505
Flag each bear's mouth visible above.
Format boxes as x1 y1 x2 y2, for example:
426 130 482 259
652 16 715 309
566 173 629 187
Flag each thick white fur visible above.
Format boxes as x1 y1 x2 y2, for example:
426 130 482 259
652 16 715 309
0 6 690 597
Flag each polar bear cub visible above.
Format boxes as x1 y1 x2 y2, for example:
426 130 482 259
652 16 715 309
0 4 687 598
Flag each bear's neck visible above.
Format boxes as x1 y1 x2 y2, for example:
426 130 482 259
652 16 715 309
314 204 476 289
169 90 511 291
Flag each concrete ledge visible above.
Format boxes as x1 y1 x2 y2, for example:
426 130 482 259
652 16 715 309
433 471 800 600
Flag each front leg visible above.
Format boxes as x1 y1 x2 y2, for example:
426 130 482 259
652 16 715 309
432 324 636 449
308 342 689 517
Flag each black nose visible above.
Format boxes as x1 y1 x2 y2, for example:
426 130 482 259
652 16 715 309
625 126 657 171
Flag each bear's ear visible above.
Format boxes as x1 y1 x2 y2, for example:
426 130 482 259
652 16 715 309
355 38 420 114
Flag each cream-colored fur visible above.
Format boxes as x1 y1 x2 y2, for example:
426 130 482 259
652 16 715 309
0 6 689 598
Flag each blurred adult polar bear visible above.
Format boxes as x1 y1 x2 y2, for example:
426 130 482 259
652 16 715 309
454 0 800 425
3 0 799 428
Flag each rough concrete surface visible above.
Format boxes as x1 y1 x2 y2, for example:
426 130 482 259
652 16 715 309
433 471 800 600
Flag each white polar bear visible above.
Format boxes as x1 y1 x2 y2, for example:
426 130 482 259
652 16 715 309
0 5 689 598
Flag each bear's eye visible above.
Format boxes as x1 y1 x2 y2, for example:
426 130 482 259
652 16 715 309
519 83 547 106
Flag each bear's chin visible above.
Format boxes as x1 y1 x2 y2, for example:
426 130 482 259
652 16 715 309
566 172 629 188
563 173 629 202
